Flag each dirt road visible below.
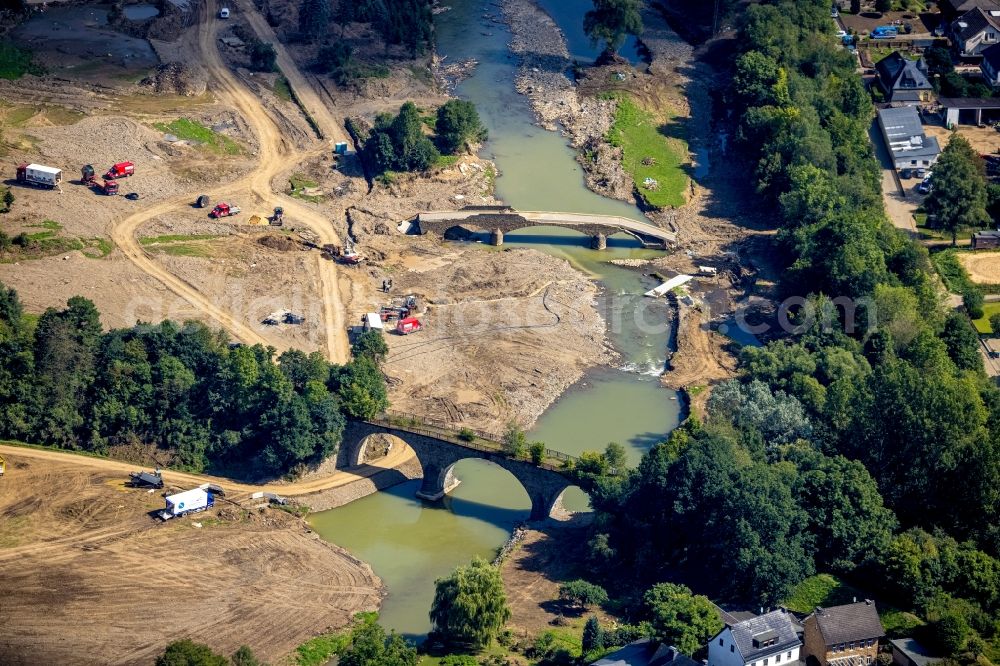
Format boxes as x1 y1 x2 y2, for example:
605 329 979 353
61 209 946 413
110 2 351 362
0 442 414 501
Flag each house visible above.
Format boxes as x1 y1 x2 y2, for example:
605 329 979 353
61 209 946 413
877 106 941 171
707 609 802 666
874 52 934 105
973 229 1000 248
940 0 1000 22
592 640 700 666
951 7 1000 57
889 638 943 666
802 601 885 666
983 42 1000 85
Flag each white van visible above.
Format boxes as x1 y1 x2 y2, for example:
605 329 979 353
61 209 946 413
219 7 230 18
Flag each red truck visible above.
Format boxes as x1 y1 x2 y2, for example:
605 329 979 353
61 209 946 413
210 202 241 218
104 161 135 180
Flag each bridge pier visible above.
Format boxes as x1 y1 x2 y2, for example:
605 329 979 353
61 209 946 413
529 485 571 522
591 233 607 250
490 228 503 246
415 463 462 502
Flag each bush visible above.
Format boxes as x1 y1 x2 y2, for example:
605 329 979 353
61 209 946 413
530 441 546 465
502 422 527 458
963 287 985 319
458 427 476 442
558 579 609 609
435 99 487 154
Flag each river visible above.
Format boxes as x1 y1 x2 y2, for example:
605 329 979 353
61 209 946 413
309 0 681 640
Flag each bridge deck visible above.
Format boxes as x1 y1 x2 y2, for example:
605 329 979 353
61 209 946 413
416 209 676 245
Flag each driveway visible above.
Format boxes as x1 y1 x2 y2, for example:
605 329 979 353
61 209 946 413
870 119 921 236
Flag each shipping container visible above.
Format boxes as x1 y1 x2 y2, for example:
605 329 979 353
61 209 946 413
159 488 213 520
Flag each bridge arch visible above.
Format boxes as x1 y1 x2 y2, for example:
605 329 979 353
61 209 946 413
352 432 404 467
339 419 577 521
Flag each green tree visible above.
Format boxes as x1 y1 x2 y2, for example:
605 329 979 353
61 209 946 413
299 0 331 42
603 442 627 473
559 579 609 609
155 640 228 666
331 356 389 419
363 102 440 175
583 615 605 654
643 582 723 656
435 99 487 154
990 312 1000 334
430 557 511 649
940 311 982 371
930 612 970 655
925 135 990 245
529 440 546 465
875 0 891 13
962 287 985 320
583 0 643 56
248 41 278 72
1 187 13 213
352 330 388 363
850 0 860 13
231 645 262 666
502 421 527 458
340 616 417 666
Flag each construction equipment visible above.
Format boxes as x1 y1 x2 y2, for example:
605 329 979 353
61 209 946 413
104 161 135 180
129 469 164 489
102 179 119 196
158 488 213 521
196 195 210 208
209 202 241 218
284 312 304 324
16 163 62 189
270 206 284 226
81 164 97 184
396 316 422 335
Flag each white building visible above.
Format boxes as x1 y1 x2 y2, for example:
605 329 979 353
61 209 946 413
708 610 803 666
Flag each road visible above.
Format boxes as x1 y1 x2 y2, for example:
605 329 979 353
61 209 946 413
110 3 351 362
0 441 414 497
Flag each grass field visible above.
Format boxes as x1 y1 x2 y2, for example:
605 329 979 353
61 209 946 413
273 75 293 102
140 233 221 245
972 302 1000 334
607 94 688 209
289 173 323 202
783 574 863 614
152 118 243 155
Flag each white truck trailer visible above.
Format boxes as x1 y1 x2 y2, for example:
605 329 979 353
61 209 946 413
16 163 62 189
159 488 214 520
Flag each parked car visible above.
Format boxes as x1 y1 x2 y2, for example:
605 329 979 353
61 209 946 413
915 168 927 178
917 177 932 194
900 168 913 179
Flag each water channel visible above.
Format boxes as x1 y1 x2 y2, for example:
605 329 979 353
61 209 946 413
309 0 682 640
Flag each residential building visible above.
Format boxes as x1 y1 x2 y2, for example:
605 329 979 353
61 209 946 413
983 42 1000 85
889 638 943 666
940 0 1000 22
707 609 802 666
877 106 941 171
973 229 1000 248
874 52 934 105
951 7 1000 57
802 601 885 666
592 641 699 666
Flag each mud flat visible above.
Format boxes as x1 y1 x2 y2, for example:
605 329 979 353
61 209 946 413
0 452 383 665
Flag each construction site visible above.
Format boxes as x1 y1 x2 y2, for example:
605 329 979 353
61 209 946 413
0 0 768 657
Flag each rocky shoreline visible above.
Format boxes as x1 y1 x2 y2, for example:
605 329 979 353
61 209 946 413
500 0 634 203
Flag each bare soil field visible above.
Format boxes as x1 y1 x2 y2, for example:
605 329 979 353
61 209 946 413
958 250 1000 285
925 123 1000 156
366 243 610 432
0 452 383 665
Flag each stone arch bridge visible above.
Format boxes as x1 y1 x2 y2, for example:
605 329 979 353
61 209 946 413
338 417 578 521
411 207 676 249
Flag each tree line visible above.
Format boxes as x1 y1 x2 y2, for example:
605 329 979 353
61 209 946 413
0 283 388 477
559 0 1000 659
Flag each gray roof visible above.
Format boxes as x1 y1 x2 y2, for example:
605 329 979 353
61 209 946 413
812 602 885 645
941 0 1000 15
875 53 932 102
878 107 941 161
592 640 699 666
729 610 802 662
952 7 1000 41
889 638 943 666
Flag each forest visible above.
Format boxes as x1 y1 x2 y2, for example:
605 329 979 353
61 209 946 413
568 0 1000 661
0 283 388 476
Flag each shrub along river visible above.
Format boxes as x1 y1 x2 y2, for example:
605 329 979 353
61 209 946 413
309 0 681 640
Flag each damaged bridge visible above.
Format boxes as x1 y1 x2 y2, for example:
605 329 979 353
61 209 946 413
411 206 676 249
